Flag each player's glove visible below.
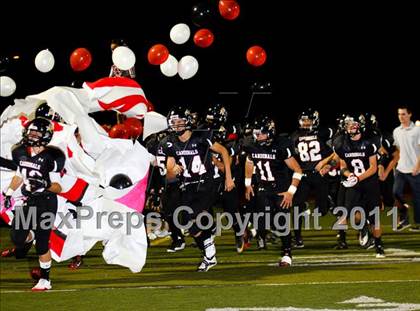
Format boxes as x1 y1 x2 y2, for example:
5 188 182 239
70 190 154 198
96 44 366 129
2 194 12 209
24 178 50 193
342 174 359 188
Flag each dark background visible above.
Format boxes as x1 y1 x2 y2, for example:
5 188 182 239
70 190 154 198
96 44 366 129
0 1 419 133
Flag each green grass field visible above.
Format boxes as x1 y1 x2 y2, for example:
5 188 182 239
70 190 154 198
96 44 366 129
1 211 420 311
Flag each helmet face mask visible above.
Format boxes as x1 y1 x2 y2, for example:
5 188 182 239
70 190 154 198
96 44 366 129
167 106 192 136
299 109 319 130
344 116 362 137
206 104 228 126
168 116 188 135
22 118 54 147
253 116 275 146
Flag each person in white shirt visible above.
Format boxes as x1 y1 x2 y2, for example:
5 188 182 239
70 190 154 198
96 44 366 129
393 105 420 231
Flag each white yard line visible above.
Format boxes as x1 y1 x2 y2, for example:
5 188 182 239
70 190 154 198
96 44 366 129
1 279 420 294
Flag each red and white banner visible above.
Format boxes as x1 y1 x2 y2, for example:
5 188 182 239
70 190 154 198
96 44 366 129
83 77 148 118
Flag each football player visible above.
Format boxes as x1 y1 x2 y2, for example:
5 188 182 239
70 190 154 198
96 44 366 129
333 114 385 258
163 106 235 272
244 115 303 266
290 109 334 247
3 117 65 290
204 103 245 253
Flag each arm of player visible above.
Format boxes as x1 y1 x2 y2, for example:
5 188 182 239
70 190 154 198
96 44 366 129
244 157 254 201
357 154 377 182
47 172 62 194
166 156 183 180
315 152 337 176
212 155 225 173
2 174 23 209
280 157 303 208
211 142 235 192
380 149 399 181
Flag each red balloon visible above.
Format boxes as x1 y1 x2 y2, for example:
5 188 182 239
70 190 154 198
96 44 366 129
70 48 92 72
219 0 240 20
124 117 143 138
246 46 267 67
147 44 169 65
193 29 215 48
109 124 130 139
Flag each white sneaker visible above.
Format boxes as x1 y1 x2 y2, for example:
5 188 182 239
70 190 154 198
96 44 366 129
147 232 157 240
32 278 52 291
279 255 292 267
197 256 217 272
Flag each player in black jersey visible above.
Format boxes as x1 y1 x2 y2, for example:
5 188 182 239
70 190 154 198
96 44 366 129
163 106 235 272
333 114 385 258
204 103 245 253
3 117 65 291
244 115 303 266
290 109 334 247
35 102 63 123
151 133 186 252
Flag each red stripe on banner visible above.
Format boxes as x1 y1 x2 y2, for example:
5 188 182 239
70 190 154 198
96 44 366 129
59 178 89 202
52 121 63 132
49 229 65 257
86 77 141 89
67 147 73 158
98 94 147 113
0 211 11 225
19 116 29 127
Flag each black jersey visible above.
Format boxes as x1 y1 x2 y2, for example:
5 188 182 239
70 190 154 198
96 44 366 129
333 135 377 177
12 145 65 196
244 137 294 192
164 131 215 185
378 131 396 167
290 128 333 171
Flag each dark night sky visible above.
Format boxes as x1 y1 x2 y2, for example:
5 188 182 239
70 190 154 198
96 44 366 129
0 1 419 133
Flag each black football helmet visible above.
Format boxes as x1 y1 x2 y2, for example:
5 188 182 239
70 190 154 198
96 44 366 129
344 113 365 137
253 115 276 145
298 108 319 130
109 174 133 189
359 112 378 133
35 102 62 122
167 106 193 136
21 117 54 147
205 103 228 126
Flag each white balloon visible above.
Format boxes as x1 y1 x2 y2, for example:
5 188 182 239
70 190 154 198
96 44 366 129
178 55 199 80
160 55 178 77
35 49 55 73
0 76 16 97
112 46 136 71
170 23 191 45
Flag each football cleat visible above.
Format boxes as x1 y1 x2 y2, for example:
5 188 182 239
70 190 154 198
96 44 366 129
279 255 292 267
375 245 386 258
167 240 185 253
335 240 348 250
257 237 267 250
1 247 16 257
32 278 52 291
235 235 245 254
359 225 370 247
68 256 83 270
197 256 217 272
